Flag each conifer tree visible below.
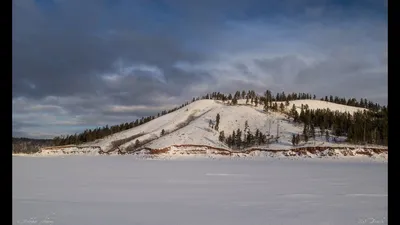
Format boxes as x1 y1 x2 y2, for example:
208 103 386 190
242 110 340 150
236 129 242 149
292 134 296 146
290 104 297 116
273 102 278 111
300 108 305 122
244 120 249 133
246 130 253 147
310 124 316 140
285 99 290 107
232 98 238 105
226 135 232 147
303 124 308 143
232 130 236 148
293 110 299 123
255 129 260 145
319 124 325 137
134 139 140 148
280 103 285 112
264 98 269 112
215 113 220 131
219 131 225 142
325 130 330 142
295 134 300 145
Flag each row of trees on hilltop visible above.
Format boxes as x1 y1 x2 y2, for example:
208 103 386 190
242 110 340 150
320 96 381 111
195 90 383 111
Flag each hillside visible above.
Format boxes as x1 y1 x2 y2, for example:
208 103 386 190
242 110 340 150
29 99 387 160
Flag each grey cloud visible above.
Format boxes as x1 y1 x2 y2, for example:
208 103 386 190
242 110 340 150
295 59 371 85
13 101 66 115
254 55 308 85
234 63 260 80
290 42 386 102
327 71 387 102
101 107 170 118
13 121 42 130
12 0 203 101
12 0 387 138
99 65 214 107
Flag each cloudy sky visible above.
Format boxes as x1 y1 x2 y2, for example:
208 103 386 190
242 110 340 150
12 0 387 139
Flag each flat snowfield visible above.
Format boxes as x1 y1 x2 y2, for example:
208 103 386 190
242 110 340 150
13 156 387 225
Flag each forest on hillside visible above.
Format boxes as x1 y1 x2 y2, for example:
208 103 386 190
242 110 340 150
213 104 387 150
44 90 387 147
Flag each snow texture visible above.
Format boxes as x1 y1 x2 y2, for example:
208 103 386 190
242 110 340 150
13 156 387 225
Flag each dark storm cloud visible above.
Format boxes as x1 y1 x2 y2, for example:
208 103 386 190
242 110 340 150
12 0 387 138
12 0 204 100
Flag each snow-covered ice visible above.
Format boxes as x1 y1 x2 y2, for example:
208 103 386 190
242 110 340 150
13 156 387 225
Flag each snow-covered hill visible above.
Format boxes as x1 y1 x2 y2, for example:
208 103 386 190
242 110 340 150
32 99 385 160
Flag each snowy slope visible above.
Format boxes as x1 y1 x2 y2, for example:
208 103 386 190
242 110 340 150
145 102 296 149
288 99 367 114
86 100 218 152
34 99 384 158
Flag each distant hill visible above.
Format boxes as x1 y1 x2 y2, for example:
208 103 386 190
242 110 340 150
14 90 387 159
12 137 53 154
32 98 386 159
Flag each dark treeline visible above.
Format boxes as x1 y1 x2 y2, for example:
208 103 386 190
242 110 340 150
12 137 53 154
52 89 386 146
195 90 382 111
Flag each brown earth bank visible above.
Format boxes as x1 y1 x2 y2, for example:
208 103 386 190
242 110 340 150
35 143 387 159
41 145 102 150
121 144 387 158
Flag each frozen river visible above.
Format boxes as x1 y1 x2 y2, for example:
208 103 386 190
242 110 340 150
13 156 387 225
